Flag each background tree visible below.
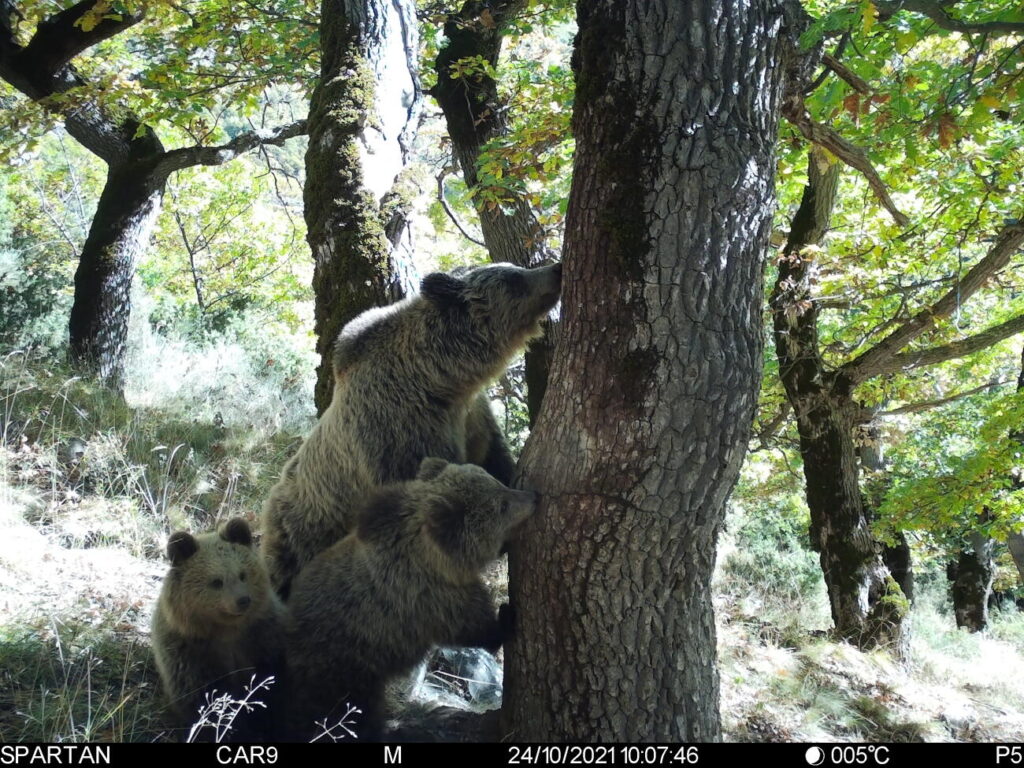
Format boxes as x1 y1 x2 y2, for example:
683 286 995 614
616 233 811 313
0 0 311 386
503 0 802 741
768 0 1024 649
306 0 422 413
426 0 573 420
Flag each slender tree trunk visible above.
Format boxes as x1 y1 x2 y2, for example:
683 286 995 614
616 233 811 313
1009 347 1024 583
504 0 794 741
771 150 908 652
305 0 422 413
68 160 165 385
950 533 994 631
430 0 553 423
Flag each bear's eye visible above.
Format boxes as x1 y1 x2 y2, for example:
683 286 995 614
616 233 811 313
210 578 224 589
239 571 246 581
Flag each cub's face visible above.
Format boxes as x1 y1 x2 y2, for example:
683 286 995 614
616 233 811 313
418 458 537 576
165 518 269 628
420 263 562 350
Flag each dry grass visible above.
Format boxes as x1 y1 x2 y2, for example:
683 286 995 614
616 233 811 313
4 351 1024 742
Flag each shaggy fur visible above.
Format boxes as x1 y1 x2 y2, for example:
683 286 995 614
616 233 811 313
262 262 560 598
284 458 537 741
151 518 288 740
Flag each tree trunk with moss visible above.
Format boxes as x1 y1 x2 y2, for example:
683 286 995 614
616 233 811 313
306 0 421 414
860 422 914 602
503 0 797 741
771 150 910 652
430 0 553 423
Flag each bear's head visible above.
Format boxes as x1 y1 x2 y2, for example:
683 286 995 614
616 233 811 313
162 518 270 633
420 262 562 357
415 457 537 580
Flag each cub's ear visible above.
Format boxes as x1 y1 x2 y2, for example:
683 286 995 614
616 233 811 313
220 518 253 547
417 456 449 481
420 273 466 306
167 532 198 565
425 496 466 556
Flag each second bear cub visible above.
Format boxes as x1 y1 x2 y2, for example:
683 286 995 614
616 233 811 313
151 518 287 741
285 458 537 740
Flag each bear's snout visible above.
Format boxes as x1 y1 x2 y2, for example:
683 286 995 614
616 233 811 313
236 595 252 610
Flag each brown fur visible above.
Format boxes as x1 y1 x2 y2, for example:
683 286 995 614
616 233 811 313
284 458 536 740
262 263 560 598
151 518 288 741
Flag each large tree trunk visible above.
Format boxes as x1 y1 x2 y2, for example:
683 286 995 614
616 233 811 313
503 0 793 741
950 533 994 632
771 150 908 652
430 0 554 424
304 0 422 414
68 159 165 385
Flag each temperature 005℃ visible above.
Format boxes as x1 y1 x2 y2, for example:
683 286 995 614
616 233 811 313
805 746 891 766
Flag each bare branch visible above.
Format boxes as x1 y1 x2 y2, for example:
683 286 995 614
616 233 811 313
876 0 1024 36
781 96 910 228
436 171 485 247
841 219 1024 384
875 379 1011 418
157 120 307 177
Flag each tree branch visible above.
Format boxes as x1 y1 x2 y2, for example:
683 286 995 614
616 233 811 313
781 94 909 228
876 0 1024 36
841 219 1024 384
0 0 150 164
156 120 307 177
20 0 145 79
436 171 485 247
874 379 1011 418
823 53 871 95
874 313 1024 378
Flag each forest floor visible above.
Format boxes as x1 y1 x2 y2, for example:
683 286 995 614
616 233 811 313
4 467 1024 743
2 359 1024 742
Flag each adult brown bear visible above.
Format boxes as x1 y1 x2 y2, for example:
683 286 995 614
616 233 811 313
261 262 560 598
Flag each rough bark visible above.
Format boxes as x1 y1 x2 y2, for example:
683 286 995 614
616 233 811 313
68 159 165 384
503 0 794 741
950 533 994 632
430 0 553 423
860 423 914 602
0 1 306 385
771 150 909 652
306 0 421 414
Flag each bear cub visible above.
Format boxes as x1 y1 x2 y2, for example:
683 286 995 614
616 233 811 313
151 518 288 741
261 261 561 598
285 458 537 740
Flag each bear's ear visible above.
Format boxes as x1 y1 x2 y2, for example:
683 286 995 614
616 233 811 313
220 518 253 547
167 532 198 565
425 496 466 556
417 456 449 481
420 272 466 307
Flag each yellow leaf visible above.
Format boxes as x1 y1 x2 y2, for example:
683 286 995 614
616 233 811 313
862 0 878 34
980 94 1002 108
